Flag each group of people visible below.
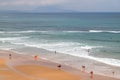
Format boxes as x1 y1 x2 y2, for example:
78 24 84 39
8 53 115 80
8 53 93 79
82 65 116 79
82 65 94 79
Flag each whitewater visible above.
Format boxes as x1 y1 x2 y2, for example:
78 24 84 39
0 30 120 67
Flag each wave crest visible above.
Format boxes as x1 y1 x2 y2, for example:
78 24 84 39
89 30 120 33
0 30 120 34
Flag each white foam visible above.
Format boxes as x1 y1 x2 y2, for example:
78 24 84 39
107 31 120 33
89 30 120 33
86 56 120 67
80 45 102 50
11 41 100 57
0 37 29 41
0 31 4 33
0 47 12 50
89 30 103 33
62 31 87 33
0 30 41 34
9 40 120 67
0 30 120 34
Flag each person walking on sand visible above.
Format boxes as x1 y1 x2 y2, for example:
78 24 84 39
55 51 56 54
34 55 38 61
57 64 61 70
90 71 93 79
9 53 12 60
112 71 115 76
82 65 85 72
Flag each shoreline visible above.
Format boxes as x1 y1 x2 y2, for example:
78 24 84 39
0 49 120 80
11 47 120 78
11 47 120 79
0 50 80 80
11 47 120 67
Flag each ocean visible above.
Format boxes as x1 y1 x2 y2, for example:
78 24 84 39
0 13 120 67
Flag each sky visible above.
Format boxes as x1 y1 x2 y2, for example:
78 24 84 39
0 0 120 12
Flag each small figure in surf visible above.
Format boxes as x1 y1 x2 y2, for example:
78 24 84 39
88 49 90 53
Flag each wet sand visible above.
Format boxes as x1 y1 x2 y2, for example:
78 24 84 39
13 47 120 79
0 49 119 80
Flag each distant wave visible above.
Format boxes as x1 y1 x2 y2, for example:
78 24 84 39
0 30 86 34
0 30 120 34
89 30 120 33
0 30 39 34
89 39 120 42
0 37 29 42
62 31 87 33
62 30 120 34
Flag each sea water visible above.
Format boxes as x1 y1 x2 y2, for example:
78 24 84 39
0 13 120 66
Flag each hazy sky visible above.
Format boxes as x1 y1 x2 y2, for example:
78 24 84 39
0 0 120 12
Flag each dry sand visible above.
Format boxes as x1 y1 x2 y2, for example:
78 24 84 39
0 50 119 80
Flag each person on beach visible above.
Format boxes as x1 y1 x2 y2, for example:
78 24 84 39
34 55 38 61
88 49 90 53
112 71 115 76
57 64 61 70
90 71 93 79
9 53 12 60
82 65 85 72
55 51 56 54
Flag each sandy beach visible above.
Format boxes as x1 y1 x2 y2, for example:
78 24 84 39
0 49 119 80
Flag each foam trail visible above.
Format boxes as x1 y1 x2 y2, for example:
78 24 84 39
89 30 120 33
0 30 46 34
0 37 29 41
0 30 119 34
10 41 120 66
